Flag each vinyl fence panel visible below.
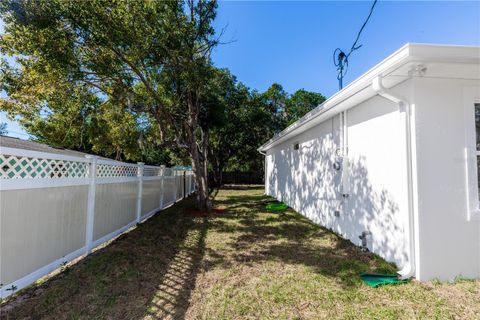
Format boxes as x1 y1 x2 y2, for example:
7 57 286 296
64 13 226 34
141 179 163 217
93 182 138 242
0 185 88 286
0 147 194 298
162 177 176 206
176 173 184 200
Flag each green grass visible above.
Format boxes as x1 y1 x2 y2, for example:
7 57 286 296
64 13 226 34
1 187 479 319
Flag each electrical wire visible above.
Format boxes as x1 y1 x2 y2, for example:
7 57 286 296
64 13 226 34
334 0 378 89
349 0 378 54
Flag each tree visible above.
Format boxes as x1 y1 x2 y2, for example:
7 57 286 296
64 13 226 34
0 78 144 161
206 78 326 184
207 81 326 183
1 64 183 163
285 89 325 125
260 83 289 133
0 0 220 211
207 69 250 185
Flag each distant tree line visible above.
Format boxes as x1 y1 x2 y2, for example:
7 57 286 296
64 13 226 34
207 78 325 185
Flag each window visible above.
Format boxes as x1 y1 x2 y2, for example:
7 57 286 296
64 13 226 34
293 142 300 151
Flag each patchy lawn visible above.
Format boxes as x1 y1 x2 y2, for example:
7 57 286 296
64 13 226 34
1 187 479 319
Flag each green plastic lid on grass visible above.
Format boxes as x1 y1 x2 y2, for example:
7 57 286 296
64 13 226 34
360 273 410 288
266 202 288 212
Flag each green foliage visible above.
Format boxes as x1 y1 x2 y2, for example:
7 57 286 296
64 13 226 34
259 83 289 134
0 0 324 187
208 76 325 182
286 89 326 125
1 63 172 162
0 0 216 162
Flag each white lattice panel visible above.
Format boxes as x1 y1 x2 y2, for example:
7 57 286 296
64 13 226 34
0 154 88 179
97 164 138 178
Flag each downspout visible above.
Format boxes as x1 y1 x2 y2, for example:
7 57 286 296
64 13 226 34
259 150 267 195
372 75 417 279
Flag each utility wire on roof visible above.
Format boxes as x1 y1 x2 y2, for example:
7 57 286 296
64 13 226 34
334 0 378 90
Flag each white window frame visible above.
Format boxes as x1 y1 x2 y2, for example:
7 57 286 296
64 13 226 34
463 87 480 221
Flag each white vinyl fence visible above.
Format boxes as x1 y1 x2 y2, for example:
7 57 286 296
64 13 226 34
0 147 195 298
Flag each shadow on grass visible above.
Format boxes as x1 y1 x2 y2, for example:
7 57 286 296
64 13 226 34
220 184 265 190
211 188 397 288
1 195 208 319
2 187 398 318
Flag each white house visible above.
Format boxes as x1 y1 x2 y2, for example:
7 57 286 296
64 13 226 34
259 43 480 281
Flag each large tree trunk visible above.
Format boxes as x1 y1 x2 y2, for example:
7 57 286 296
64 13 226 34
186 92 212 212
189 131 211 212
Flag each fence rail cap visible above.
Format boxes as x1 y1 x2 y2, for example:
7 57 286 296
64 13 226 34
1 146 91 163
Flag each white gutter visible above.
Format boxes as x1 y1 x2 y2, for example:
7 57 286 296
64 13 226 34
372 75 417 279
257 43 413 153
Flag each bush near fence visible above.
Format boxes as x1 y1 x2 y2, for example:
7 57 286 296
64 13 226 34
0 147 195 299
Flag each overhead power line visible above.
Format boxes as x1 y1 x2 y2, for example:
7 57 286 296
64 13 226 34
334 0 378 90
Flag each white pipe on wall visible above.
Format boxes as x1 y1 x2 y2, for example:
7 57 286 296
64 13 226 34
259 150 267 195
341 111 350 197
372 75 417 279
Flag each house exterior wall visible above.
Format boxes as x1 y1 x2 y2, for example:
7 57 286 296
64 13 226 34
263 45 480 281
265 73 480 281
266 82 412 270
413 75 480 280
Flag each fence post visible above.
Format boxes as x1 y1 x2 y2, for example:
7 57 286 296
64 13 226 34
190 170 193 193
85 155 97 254
136 162 144 223
183 171 186 199
174 169 178 202
159 165 165 209
189 172 192 194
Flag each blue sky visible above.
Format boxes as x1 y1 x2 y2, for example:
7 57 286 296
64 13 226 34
2 1 480 139
212 0 480 95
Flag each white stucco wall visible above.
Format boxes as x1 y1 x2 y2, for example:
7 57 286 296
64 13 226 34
266 83 411 270
413 75 480 281
263 45 480 281
265 72 480 281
